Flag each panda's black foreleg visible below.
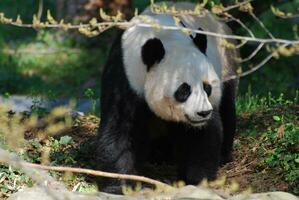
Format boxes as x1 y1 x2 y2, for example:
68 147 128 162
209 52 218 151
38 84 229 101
177 116 222 184
219 79 237 165
96 118 137 193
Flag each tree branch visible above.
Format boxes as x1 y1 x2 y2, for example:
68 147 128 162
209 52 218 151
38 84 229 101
224 43 289 81
249 11 275 39
239 42 265 63
0 148 172 190
23 162 173 190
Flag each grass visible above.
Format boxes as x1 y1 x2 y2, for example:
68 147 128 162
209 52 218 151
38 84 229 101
227 92 299 194
0 30 103 98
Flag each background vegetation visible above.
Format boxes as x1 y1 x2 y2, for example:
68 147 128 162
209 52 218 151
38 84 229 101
0 0 298 199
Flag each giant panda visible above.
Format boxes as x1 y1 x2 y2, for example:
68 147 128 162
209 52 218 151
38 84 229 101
96 2 239 193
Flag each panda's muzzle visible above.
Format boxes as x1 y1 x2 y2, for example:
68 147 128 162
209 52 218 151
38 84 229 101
196 110 212 118
185 116 210 124
185 110 212 125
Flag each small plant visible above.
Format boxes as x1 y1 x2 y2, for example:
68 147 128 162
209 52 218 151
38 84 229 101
30 97 48 116
237 89 298 114
3 92 10 100
257 122 299 194
235 91 298 194
50 136 77 166
84 88 98 115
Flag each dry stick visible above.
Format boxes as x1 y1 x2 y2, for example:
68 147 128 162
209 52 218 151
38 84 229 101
250 11 275 39
225 52 274 81
0 148 172 194
226 169 252 178
224 43 289 81
222 0 254 13
236 40 248 49
5 21 297 81
134 23 298 44
37 0 44 21
277 13 299 19
224 12 255 38
223 12 254 49
239 42 264 63
23 162 173 190
150 0 254 17
5 20 299 45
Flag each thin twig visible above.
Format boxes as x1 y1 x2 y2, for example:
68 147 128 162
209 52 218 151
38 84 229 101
134 23 297 44
275 13 299 19
250 11 275 39
37 0 44 21
224 13 255 38
224 43 289 81
3 16 299 45
236 40 248 48
225 53 273 81
239 42 265 63
0 147 172 190
23 162 173 189
150 0 254 17
222 0 254 13
226 169 252 178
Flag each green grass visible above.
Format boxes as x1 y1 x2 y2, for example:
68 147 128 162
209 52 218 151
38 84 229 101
236 88 298 114
236 91 299 194
0 30 104 98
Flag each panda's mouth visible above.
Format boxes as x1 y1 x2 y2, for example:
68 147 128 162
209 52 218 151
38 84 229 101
184 114 209 125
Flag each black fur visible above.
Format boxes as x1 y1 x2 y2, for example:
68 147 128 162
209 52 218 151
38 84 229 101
192 28 207 54
141 38 165 71
174 83 192 103
179 21 207 54
96 31 236 193
203 82 212 97
219 79 237 165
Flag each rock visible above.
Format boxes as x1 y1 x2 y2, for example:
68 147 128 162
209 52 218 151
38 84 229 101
8 186 299 200
0 95 96 114
230 191 299 200
8 187 123 200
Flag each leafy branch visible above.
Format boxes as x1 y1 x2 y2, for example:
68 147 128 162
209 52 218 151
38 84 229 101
0 1 298 79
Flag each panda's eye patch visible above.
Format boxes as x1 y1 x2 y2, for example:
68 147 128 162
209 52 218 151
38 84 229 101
174 83 192 103
203 82 212 97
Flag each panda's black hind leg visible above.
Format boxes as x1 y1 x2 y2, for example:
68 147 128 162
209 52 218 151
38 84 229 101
219 79 238 165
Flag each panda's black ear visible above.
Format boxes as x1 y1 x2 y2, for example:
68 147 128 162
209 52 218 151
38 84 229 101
141 38 165 71
193 27 207 54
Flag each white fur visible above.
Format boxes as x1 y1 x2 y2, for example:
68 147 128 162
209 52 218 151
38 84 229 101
122 4 231 126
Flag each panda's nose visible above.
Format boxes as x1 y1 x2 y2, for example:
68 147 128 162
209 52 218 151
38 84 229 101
196 110 212 118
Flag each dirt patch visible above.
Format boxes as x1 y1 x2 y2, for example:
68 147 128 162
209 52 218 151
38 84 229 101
218 135 290 193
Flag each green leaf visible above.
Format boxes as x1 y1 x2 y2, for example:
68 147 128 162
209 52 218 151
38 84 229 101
59 136 73 145
273 116 281 121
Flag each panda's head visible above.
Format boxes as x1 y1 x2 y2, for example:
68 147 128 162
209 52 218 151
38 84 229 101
122 16 222 127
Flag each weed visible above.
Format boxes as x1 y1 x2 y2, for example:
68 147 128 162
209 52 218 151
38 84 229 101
84 88 99 115
236 91 299 194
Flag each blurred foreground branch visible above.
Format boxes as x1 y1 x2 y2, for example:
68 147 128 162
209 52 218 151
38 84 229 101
0 148 172 190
